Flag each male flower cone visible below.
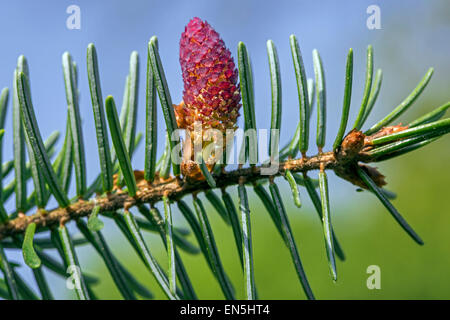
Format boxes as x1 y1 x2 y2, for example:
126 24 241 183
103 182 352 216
177 17 241 134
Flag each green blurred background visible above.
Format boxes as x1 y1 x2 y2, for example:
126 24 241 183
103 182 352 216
1 1 449 299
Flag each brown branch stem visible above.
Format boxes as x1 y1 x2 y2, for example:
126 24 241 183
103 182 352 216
0 131 371 240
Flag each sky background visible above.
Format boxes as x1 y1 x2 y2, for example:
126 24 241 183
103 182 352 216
0 0 450 299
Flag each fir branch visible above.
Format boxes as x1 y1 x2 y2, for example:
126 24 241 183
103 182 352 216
0 137 373 240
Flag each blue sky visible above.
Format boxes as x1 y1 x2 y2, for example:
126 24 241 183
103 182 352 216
1 0 448 180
